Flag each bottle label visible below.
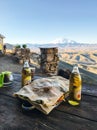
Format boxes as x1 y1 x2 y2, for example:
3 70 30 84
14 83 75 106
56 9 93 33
69 73 82 101
23 76 31 86
22 68 31 87
74 87 81 100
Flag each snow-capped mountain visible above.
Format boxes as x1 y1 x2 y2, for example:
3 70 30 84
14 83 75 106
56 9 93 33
49 38 77 44
6 38 97 52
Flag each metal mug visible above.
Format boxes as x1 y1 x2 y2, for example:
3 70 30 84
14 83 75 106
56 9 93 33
0 71 13 87
0 73 4 87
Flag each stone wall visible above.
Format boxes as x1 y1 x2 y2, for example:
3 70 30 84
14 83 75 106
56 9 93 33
14 48 30 64
40 47 59 75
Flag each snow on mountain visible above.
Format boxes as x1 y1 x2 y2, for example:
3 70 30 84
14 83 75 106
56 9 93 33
5 37 97 52
49 38 77 44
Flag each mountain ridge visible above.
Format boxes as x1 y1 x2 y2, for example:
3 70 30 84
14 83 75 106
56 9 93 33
5 38 97 50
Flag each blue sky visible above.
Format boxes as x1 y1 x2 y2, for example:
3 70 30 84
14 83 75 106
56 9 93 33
0 0 97 44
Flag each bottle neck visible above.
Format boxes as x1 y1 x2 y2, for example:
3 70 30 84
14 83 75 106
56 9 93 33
72 66 79 74
23 61 29 68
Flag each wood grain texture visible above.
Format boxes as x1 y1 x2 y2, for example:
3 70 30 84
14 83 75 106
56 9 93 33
0 73 97 130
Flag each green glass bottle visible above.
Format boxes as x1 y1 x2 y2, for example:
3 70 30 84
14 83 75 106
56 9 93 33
68 64 82 106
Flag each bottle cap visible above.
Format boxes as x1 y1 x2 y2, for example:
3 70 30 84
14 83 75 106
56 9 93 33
23 61 29 68
72 64 79 74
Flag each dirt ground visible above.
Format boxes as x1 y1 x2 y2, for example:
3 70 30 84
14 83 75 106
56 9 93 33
0 54 23 73
0 53 40 75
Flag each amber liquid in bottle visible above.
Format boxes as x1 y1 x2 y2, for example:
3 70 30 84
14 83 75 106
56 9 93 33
22 61 31 87
68 65 82 106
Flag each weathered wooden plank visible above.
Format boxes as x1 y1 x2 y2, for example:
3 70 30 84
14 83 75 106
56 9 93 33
56 94 97 122
0 94 97 130
0 94 58 130
0 73 97 130
0 94 53 130
38 110 97 130
82 84 97 96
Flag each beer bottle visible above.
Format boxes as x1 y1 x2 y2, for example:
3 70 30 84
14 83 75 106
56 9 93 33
68 64 82 106
22 61 31 87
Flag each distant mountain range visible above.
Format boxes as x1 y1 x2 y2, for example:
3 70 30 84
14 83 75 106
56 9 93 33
5 38 97 51
5 43 15 49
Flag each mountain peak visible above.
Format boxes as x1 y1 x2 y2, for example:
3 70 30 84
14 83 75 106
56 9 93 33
49 38 77 44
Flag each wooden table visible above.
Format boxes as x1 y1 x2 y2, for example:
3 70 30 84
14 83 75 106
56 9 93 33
0 73 97 130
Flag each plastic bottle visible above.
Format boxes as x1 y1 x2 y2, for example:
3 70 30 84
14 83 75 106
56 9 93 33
68 64 82 106
22 61 31 87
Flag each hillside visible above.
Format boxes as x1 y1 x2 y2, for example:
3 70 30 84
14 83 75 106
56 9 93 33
1 42 97 85
60 51 97 74
59 60 97 85
5 41 97 53
0 52 97 85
